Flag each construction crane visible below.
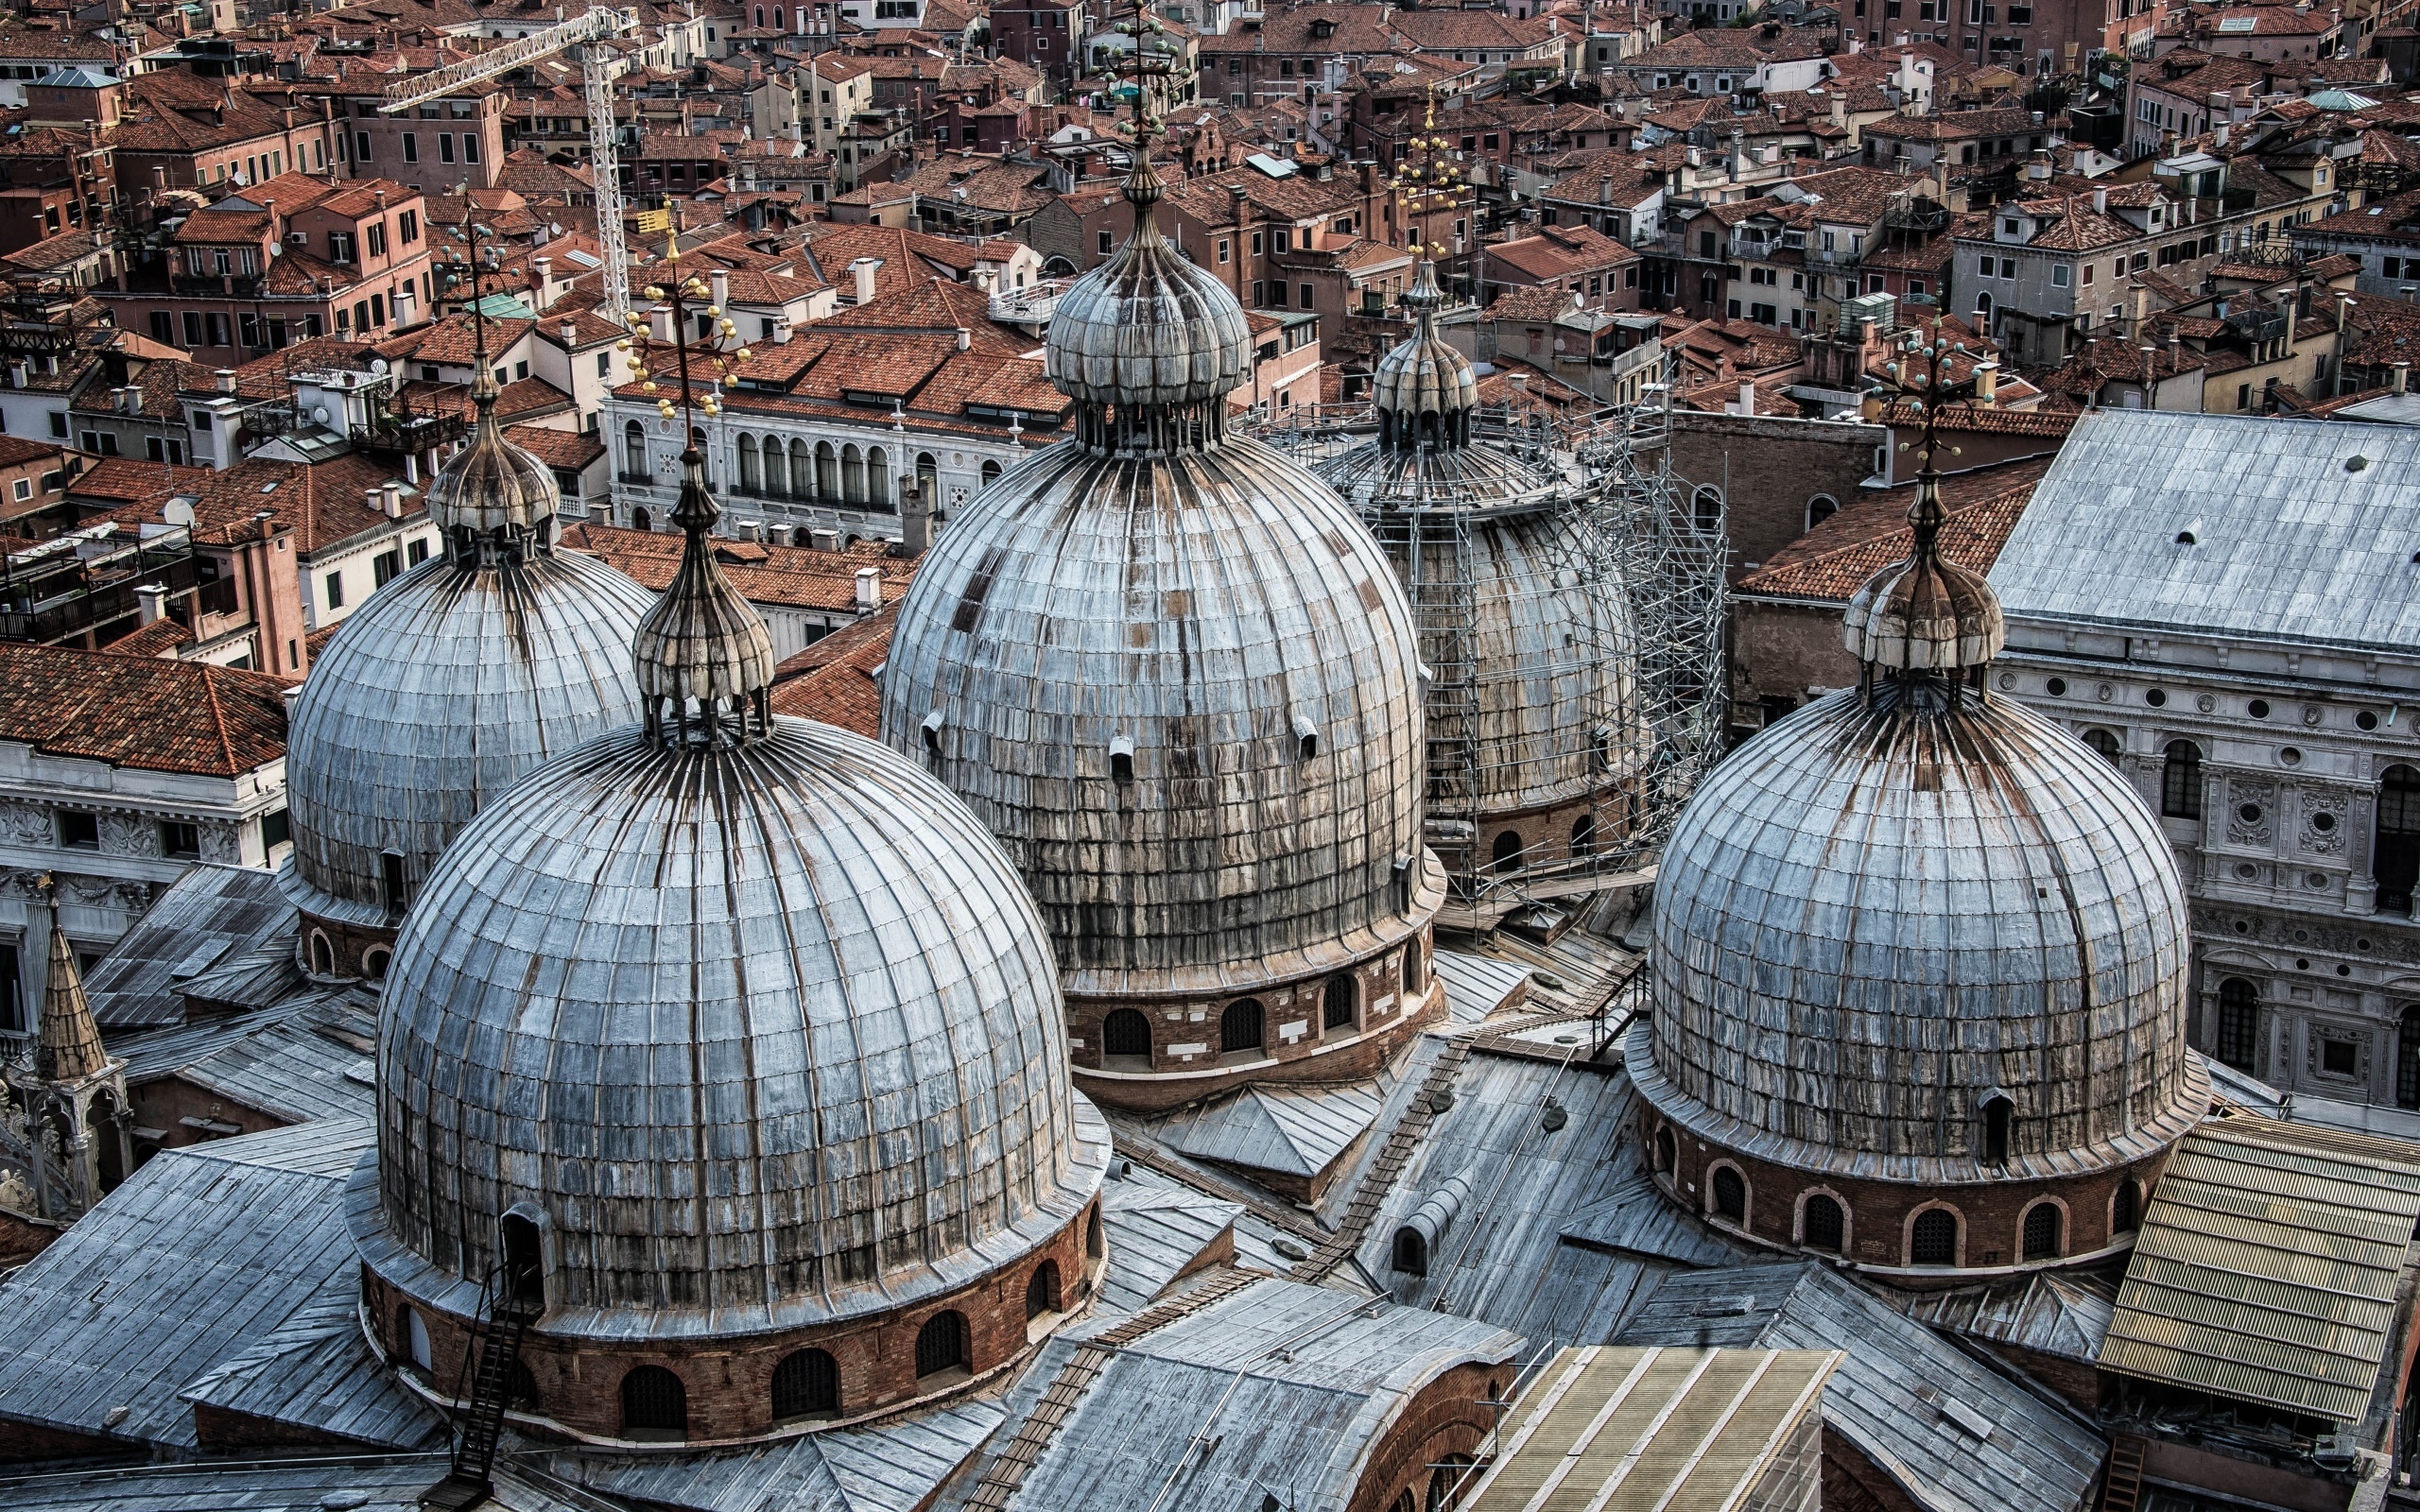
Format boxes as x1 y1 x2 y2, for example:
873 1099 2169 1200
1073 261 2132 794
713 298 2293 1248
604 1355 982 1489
377 6 641 318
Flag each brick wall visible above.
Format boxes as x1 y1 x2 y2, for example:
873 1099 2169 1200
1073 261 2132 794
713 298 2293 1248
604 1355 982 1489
1068 935 1445 1114
367 1199 1100 1444
1344 1358 1519 1512
1730 595 1858 727
1668 412 1887 578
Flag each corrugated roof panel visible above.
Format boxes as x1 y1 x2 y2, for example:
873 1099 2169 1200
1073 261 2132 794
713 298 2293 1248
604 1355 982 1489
2100 1118 2420 1423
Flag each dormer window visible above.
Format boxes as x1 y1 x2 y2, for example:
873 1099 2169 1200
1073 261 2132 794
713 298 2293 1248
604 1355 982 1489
2002 217 2020 235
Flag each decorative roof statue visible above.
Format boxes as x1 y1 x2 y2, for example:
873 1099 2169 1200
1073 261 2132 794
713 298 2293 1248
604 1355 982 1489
876 13 1443 1115
354 236 1106 1450
1631 318 2205 1279
279 214 651 980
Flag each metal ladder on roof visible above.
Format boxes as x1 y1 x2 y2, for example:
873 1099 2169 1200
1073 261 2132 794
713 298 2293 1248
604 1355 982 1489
2098 1434 2149 1512
423 1263 545 1512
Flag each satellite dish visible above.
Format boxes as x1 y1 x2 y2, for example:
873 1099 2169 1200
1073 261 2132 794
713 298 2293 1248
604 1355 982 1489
311 405 330 425
162 499 195 527
368 356 389 375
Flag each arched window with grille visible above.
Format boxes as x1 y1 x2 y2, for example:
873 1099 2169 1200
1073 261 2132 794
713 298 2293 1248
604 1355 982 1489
2160 740 2202 819
1802 1193 1843 1251
980 458 1002 488
1101 1008 1150 1067
622 419 647 477
1322 972 1356 1030
2021 1202 2063 1262
2083 728 2121 763
914 1312 968 1381
1711 1165 1745 1222
736 434 761 493
816 440 838 499
771 1349 838 1422
621 1366 688 1440
1220 998 1264 1056
2112 1180 2140 1235
1691 485 1721 534
1910 1208 1959 1266
2217 977 2261 1072
2378 765 2420 915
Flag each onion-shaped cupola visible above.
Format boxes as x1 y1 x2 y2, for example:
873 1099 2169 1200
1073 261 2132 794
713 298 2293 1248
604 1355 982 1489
1632 416 2204 1278
356 383 1107 1444
1370 260 1478 453
880 134 1443 1111
279 308 650 981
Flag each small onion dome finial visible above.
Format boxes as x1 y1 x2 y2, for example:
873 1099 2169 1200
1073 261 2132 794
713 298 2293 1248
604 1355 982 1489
1372 259 1477 455
424 367 559 542
631 447 778 748
1841 469 2005 673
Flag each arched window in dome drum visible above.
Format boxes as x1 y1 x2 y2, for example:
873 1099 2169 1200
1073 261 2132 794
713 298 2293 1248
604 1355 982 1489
1802 1194 1843 1251
841 444 865 505
1428 1454 1476 1510
771 1349 838 1421
980 458 1001 488
1026 1260 1060 1319
309 932 334 975
1711 1165 1745 1222
499 1213 544 1308
1652 1125 1676 1175
1391 1491 1418 1512
2161 740 2203 819
509 1362 539 1411
2377 765 2420 916
1322 972 1356 1030
1571 813 1596 859
2021 1202 2063 1262
1221 998 1264 1056
2399 1006 2420 1108
1086 1207 1103 1259
869 447 890 511
1982 1093 2013 1167
2112 1180 2140 1235
1492 831 1525 873
815 441 837 500
364 947 389 982
622 419 645 477
914 1312 967 1380
2217 978 2261 1073
736 434 760 493
620 1366 687 1439
1910 1208 1959 1266
2083 729 2121 764
1403 943 1426 998
1101 1008 1150 1065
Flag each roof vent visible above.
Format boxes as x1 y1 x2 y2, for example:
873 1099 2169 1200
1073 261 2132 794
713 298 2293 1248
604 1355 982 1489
920 710 942 754
2175 516 2202 545
1691 1295 1755 1317
1110 733 1134 784
2346 455 2370 472
1295 715 1319 760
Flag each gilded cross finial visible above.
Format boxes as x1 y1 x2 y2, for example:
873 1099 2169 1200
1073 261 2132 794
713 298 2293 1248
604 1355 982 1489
1102 0 1182 146
1391 83 1468 265
618 228 753 465
1873 314 1997 561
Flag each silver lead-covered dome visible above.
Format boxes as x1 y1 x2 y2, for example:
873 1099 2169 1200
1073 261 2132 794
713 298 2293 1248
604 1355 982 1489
422 369 562 537
882 145 1438 1000
357 437 1103 1337
282 364 651 935
1368 261 1478 443
1634 460 2203 1184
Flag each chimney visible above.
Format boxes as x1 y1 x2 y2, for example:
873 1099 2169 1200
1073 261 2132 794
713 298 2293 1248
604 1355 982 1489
854 564 882 612
364 487 383 519
2396 362 2410 395
5 360 23 390
1737 378 1755 412
901 478 931 556
711 268 730 310
849 256 879 304
1975 360 1998 404
955 326 970 352
1830 93 1845 127
2092 186 2107 214
772 315 794 344
216 367 236 394
2029 148 2051 181
135 583 166 626
809 527 841 551
381 483 404 518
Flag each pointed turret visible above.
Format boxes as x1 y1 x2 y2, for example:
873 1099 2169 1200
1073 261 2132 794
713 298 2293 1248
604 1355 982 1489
35 882 107 1085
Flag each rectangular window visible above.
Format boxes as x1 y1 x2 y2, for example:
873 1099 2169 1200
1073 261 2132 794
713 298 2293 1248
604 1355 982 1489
47 412 64 438
1269 282 1288 307
207 313 229 346
192 410 212 431
1251 232 1264 255
1217 238 1230 264
462 132 479 164
2052 264 2070 286
9 478 26 503
399 209 419 244
2238 383 2251 409
146 437 165 462
1299 282 1314 308
56 811 97 850
149 310 173 343
238 314 259 349
159 821 200 860
2082 264 2095 285
1252 280 1264 304
261 809 290 850
402 132 418 163
439 132 456 164
325 571 345 609
354 129 372 161
597 351 612 377
367 222 386 258
1098 229 1113 256
2323 1038 2359 1076
407 537 430 566
373 548 401 588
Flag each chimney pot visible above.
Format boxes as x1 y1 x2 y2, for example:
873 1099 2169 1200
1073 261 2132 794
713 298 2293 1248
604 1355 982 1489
216 368 236 394
135 583 166 626
381 483 403 518
855 564 882 611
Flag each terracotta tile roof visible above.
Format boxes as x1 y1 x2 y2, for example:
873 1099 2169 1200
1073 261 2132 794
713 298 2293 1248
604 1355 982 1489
63 457 210 509
1739 456 2053 601
502 423 604 470
99 617 195 660
563 523 917 611
177 453 420 554
767 601 895 736
1487 224 1638 281
0 642 287 776
1875 402 2078 438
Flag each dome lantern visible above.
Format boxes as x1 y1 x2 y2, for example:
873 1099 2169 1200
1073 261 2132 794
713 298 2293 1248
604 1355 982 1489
421 276 561 560
1370 259 1478 454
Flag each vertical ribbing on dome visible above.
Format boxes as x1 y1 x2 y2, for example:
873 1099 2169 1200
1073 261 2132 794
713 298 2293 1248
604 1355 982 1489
35 882 108 1084
631 448 777 748
424 288 562 549
1372 258 1478 455
1840 465 2006 689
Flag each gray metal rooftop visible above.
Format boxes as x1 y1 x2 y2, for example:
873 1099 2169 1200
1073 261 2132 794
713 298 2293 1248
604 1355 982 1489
112 988 378 1125
1990 410 2420 655
78 863 293 1031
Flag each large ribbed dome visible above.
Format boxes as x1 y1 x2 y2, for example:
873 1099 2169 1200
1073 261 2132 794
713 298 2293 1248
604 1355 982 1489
1630 653 2204 1184
356 445 1103 1340
281 382 652 936
879 439 1433 994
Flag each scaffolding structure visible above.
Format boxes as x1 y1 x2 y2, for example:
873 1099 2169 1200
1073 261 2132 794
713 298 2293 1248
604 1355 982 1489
1256 365 1727 931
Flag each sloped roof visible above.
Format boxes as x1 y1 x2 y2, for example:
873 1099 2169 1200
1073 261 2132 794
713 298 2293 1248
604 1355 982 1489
2100 1116 2420 1424
0 642 287 777
766 600 894 736
78 862 293 1031
1741 457 2051 602
1990 409 2420 654
1618 1263 2107 1512
1159 1080 1385 1179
